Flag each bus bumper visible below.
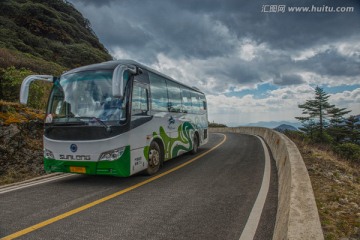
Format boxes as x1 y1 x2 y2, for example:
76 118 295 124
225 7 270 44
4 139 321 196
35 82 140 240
44 146 131 177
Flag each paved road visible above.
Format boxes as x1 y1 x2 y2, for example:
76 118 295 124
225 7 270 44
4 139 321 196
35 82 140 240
0 133 277 240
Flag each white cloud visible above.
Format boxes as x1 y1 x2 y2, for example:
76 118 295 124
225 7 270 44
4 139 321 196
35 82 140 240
337 41 360 58
329 88 360 114
292 44 331 61
206 85 315 125
300 71 360 87
237 39 268 61
111 47 132 60
206 86 359 126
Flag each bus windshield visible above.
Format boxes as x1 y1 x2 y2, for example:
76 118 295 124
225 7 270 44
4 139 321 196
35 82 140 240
47 70 127 125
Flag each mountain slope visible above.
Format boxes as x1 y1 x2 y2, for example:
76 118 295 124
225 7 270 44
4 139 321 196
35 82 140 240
274 124 298 132
0 0 113 108
0 0 112 69
245 120 302 129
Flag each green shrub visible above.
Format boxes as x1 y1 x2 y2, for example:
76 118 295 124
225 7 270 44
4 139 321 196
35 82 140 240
310 131 334 144
208 122 227 128
333 143 360 163
285 130 306 140
0 66 52 109
0 66 33 102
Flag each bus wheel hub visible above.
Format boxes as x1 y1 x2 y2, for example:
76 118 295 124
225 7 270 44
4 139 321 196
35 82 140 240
149 149 160 167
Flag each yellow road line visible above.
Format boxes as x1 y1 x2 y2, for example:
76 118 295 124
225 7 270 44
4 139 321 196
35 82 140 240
1 134 226 240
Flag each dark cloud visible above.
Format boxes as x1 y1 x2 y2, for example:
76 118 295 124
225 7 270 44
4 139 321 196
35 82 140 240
142 9 237 59
172 0 360 50
96 16 152 48
69 0 360 54
274 74 305 86
268 1 355 47
72 0 113 7
301 49 360 77
67 0 360 91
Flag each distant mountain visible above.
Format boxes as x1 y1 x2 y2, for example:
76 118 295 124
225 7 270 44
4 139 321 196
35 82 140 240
244 121 302 129
274 124 298 132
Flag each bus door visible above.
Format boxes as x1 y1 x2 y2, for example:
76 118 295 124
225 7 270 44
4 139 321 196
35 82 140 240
130 80 151 173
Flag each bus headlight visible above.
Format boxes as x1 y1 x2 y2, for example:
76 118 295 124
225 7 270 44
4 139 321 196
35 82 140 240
44 149 54 159
99 147 125 161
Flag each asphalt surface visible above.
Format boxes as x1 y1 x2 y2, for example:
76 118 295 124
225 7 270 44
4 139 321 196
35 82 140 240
0 133 277 240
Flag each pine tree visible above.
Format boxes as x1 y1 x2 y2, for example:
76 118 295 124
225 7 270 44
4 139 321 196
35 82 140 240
296 86 336 142
298 119 317 139
345 115 360 144
327 107 352 143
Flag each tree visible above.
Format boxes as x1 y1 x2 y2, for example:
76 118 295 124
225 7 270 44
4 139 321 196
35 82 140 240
327 107 351 143
0 66 52 109
298 119 317 139
344 115 360 144
208 121 227 128
296 86 350 142
0 67 33 102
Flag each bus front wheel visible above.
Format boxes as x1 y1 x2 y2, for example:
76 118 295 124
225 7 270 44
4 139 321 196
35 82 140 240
146 141 162 175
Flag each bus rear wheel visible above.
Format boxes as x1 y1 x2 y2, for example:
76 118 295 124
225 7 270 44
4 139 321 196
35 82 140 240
191 133 199 154
146 141 162 175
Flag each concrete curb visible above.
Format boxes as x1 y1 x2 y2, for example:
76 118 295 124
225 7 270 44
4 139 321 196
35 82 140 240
210 127 324 240
0 173 64 190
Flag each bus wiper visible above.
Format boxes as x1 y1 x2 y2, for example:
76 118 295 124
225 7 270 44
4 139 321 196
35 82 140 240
51 118 87 126
78 117 112 133
93 118 112 133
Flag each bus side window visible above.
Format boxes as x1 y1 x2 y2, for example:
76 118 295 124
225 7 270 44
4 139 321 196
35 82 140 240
132 82 149 115
181 88 192 113
191 92 200 114
149 73 168 111
192 92 206 114
167 81 182 113
200 94 207 111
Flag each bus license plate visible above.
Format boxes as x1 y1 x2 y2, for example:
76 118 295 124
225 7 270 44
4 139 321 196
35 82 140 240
70 166 86 173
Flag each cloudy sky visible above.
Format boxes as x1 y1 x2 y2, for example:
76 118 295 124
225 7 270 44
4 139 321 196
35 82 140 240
68 0 360 126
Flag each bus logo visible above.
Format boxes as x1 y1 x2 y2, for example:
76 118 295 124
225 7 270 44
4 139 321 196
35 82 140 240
70 144 78 153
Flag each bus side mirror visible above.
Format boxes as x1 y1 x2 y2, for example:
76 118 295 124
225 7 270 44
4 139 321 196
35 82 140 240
20 75 54 104
112 64 138 98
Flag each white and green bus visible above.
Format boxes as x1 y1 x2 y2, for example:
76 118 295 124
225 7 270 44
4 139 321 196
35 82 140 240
20 60 208 176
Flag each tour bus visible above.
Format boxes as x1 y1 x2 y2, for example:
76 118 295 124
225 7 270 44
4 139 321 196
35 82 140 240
20 60 208 176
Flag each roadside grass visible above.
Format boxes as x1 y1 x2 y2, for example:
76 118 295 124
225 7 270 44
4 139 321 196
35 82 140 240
0 100 44 124
289 135 360 240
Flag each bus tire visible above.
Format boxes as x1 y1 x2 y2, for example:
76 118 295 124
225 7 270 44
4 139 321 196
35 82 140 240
146 141 162 175
191 133 199 154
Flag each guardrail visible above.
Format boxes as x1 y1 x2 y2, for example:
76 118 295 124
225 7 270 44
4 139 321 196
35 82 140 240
209 127 324 240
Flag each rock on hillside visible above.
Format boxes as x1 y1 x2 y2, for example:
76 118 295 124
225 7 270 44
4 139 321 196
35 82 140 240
0 101 45 185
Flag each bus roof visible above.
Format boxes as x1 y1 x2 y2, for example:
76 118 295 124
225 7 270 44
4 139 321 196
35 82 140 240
64 60 204 94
